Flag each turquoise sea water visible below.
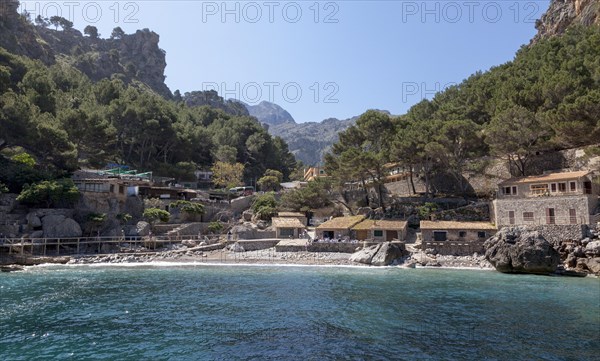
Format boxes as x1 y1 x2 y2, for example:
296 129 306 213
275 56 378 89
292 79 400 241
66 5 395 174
0 264 599 361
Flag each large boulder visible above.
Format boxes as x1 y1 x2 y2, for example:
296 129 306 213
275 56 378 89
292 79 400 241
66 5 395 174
484 227 560 275
26 212 42 228
371 242 406 266
182 239 198 248
42 215 82 238
350 243 382 264
585 258 600 275
350 242 406 266
135 221 150 237
229 242 245 252
584 241 600 257
577 257 600 275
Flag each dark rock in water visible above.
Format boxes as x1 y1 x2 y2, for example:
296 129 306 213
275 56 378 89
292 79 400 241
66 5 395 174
484 227 560 275
1 265 24 272
350 242 406 266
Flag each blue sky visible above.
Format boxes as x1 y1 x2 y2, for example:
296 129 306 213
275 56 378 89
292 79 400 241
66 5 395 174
20 1 551 122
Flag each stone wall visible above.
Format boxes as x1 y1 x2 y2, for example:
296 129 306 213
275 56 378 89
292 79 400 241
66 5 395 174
493 196 595 226
171 222 210 236
234 229 276 240
203 195 254 222
529 224 588 246
275 242 359 253
421 229 495 243
233 239 280 251
422 240 485 256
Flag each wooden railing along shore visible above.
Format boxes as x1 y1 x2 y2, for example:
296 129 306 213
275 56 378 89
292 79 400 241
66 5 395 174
0 234 214 257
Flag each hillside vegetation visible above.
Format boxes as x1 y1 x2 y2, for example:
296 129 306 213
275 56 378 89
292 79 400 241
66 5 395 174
326 26 600 207
0 47 296 192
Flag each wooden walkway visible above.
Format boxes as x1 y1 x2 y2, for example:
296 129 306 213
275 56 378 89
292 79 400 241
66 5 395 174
0 235 212 257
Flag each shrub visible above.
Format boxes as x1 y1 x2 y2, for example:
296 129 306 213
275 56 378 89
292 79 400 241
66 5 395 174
17 178 79 208
143 208 170 224
171 200 205 215
251 193 278 221
116 213 132 224
208 221 223 233
418 202 438 219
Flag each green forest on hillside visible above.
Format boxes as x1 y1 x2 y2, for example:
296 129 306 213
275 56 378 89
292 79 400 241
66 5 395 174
0 48 296 192
326 26 600 207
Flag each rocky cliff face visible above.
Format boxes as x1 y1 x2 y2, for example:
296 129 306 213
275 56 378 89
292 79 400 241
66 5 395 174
533 0 600 43
0 1 171 97
183 90 249 116
38 28 171 97
0 1 54 63
269 116 357 165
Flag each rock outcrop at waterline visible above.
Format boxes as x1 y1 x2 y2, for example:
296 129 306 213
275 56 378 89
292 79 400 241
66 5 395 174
350 242 407 266
484 227 561 275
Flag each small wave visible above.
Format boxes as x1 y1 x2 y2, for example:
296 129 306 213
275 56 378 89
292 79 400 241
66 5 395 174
28 261 391 271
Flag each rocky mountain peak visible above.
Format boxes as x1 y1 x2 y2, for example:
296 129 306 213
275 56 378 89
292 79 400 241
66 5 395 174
532 0 600 43
244 100 295 126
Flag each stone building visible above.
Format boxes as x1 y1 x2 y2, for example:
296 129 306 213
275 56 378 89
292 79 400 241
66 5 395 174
315 215 365 239
420 221 497 256
272 217 306 238
352 219 407 242
277 212 308 226
491 171 599 227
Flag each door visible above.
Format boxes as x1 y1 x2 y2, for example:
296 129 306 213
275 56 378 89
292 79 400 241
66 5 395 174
546 208 555 225
355 230 368 241
508 211 515 225
280 228 294 238
433 231 447 242
569 209 577 224
323 231 334 239
386 230 398 241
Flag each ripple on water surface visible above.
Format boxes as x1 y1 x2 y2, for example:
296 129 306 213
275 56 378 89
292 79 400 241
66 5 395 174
0 265 599 360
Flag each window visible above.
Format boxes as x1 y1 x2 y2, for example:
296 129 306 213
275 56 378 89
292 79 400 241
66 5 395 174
477 232 487 239
504 186 518 195
569 209 577 224
523 212 534 222
558 183 567 192
119 185 124 194
584 181 592 194
459 231 467 238
509 211 515 225
374 230 383 237
569 181 577 192
551 183 557 193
